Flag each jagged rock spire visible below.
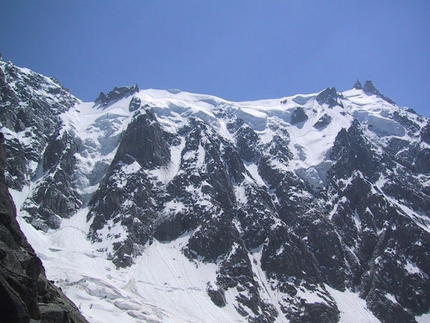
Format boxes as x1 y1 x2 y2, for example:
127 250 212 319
353 79 363 90
316 87 343 108
363 80 379 94
95 84 139 106
363 80 396 105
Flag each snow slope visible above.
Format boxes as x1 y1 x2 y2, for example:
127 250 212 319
14 197 382 323
14 198 246 323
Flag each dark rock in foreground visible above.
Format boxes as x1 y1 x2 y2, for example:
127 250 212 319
0 133 88 323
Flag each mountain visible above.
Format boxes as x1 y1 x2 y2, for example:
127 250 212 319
1 58 430 323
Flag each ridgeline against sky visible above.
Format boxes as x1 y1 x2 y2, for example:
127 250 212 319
1 1 429 116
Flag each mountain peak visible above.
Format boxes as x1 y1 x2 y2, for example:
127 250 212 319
353 79 363 90
316 87 343 108
363 80 379 94
362 80 396 105
95 84 139 106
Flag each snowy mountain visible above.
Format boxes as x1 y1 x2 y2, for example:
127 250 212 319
1 58 430 323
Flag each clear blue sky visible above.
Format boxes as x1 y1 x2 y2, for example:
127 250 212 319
1 1 429 116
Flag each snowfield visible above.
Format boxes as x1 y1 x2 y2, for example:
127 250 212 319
15 200 247 323
15 200 383 323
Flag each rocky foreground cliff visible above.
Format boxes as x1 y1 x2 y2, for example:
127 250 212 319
0 132 88 323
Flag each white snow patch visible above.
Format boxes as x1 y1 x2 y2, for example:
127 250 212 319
353 210 362 232
259 128 275 144
151 137 185 184
405 259 421 275
129 237 244 322
197 143 206 168
385 293 398 304
163 199 186 215
287 105 352 170
122 161 141 175
234 185 248 204
367 115 405 137
325 286 381 323
244 162 266 187
236 107 268 131
416 313 430 323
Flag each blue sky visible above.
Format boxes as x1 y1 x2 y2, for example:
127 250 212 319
1 1 430 116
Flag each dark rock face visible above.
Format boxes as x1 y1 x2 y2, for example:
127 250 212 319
0 133 88 323
363 80 379 95
0 61 78 191
87 109 170 267
313 113 332 130
0 61 83 232
234 125 260 162
95 85 139 106
363 80 396 105
316 87 342 108
128 95 141 112
290 107 308 125
323 118 430 322
329 119 378 180
114 109 171 169
420 122 430 145
23 130 81 231
353 79 363 89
